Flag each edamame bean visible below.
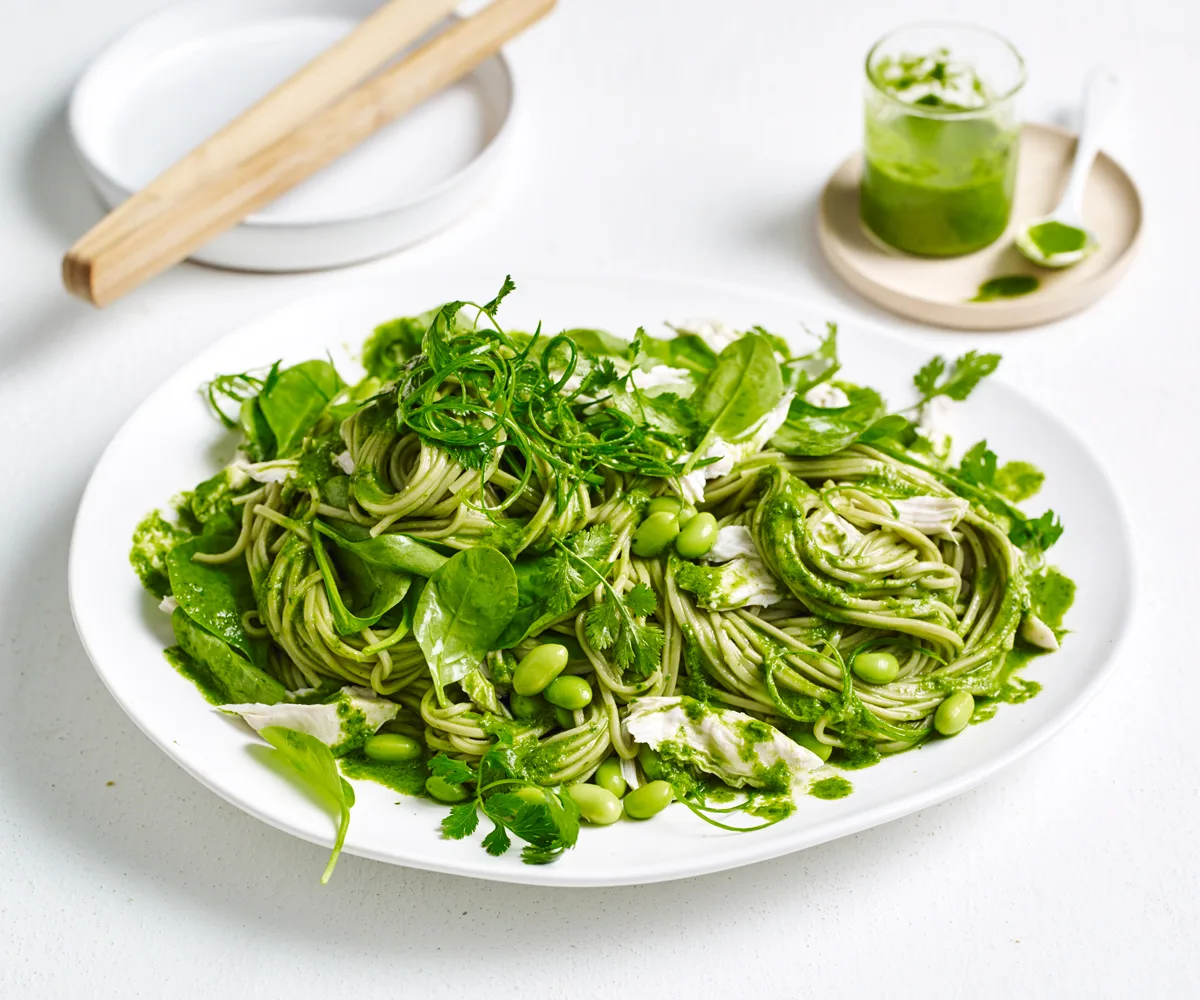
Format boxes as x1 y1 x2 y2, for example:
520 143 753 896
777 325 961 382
852 650 900 685
544 675 593 710
791 728 833 763
363 733 422 763
425 775 470 803
675 511 718 558
647 496 683 517
934 690 975 736
568 784 623 825
637 744 664 780
678 504 697 526
512 643 569 696
512 785 547 805
593 757 627 798
510 692 548 720
623 780 674 820
554 706 576 729
631 511 680 557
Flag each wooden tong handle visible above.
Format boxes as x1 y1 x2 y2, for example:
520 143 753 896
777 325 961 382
66 0 555 306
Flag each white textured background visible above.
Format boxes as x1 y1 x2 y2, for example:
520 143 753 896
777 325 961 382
1 0 1196 997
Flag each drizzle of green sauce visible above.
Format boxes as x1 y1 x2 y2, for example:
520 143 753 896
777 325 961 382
339 750 430 797
808 776 854 800
972 275 1040 301
1025 220 1088 256
163 645 225 705
973 566 1077 724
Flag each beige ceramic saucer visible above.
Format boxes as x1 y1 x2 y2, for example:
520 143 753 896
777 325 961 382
817 123 1142 330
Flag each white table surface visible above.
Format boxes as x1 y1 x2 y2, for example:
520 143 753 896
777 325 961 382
1 0 1196 996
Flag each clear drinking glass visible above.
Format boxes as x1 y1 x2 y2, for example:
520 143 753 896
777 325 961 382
860 23 1026 257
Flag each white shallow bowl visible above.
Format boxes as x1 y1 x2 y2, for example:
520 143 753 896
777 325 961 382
68 0 515 271
69 273 1133 886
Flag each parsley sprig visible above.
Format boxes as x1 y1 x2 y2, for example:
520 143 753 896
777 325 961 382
549 527 665 679
430 738 580 864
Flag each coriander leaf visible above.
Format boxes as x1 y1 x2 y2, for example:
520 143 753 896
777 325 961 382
913 356 945 399
625 582 657 617
543 786 581 849
442 801 480 840
259 726 354 884
428 753 476 785
482 275 516 318
914 351 1001 405
570 524 615 562
1009 510 1064 554
482 822 511 856
995 461 1044 502
583 599 620 651
957 440 998 487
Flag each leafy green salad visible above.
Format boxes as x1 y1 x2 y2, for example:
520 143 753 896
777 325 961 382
132 278 1074 879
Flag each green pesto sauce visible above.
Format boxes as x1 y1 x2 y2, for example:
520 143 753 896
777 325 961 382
862 114 1018 257
1026 220 1088 256
972 275 1040 301
972 648 1043 724
808 776 854 800
331 700 372 755
1029 566 1076 630
163 645 225 706
339 750 430 797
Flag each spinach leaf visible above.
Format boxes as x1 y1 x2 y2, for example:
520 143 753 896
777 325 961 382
311 535 413 636
170 608 286 704
635 328 717 374
167 535 264 665
781 322 840 394
414 547 519 704
687 332 783 466
259 726 355 884
258 360 343 457
771 384 886 457
313 521 448 578
561 328 632 358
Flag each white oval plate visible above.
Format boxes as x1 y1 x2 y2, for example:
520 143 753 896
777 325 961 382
68 0 515 271
68 274 1133 886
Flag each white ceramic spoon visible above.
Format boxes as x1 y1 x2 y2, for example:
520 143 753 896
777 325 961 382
1015 69 1120 269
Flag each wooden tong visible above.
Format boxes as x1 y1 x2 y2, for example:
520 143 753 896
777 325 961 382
63 0 556 306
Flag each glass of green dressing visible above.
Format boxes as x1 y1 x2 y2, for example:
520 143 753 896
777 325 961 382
861 24 1026 257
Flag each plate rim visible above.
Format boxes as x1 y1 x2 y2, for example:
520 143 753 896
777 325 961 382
66 0 517 230
67 271 1137 886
